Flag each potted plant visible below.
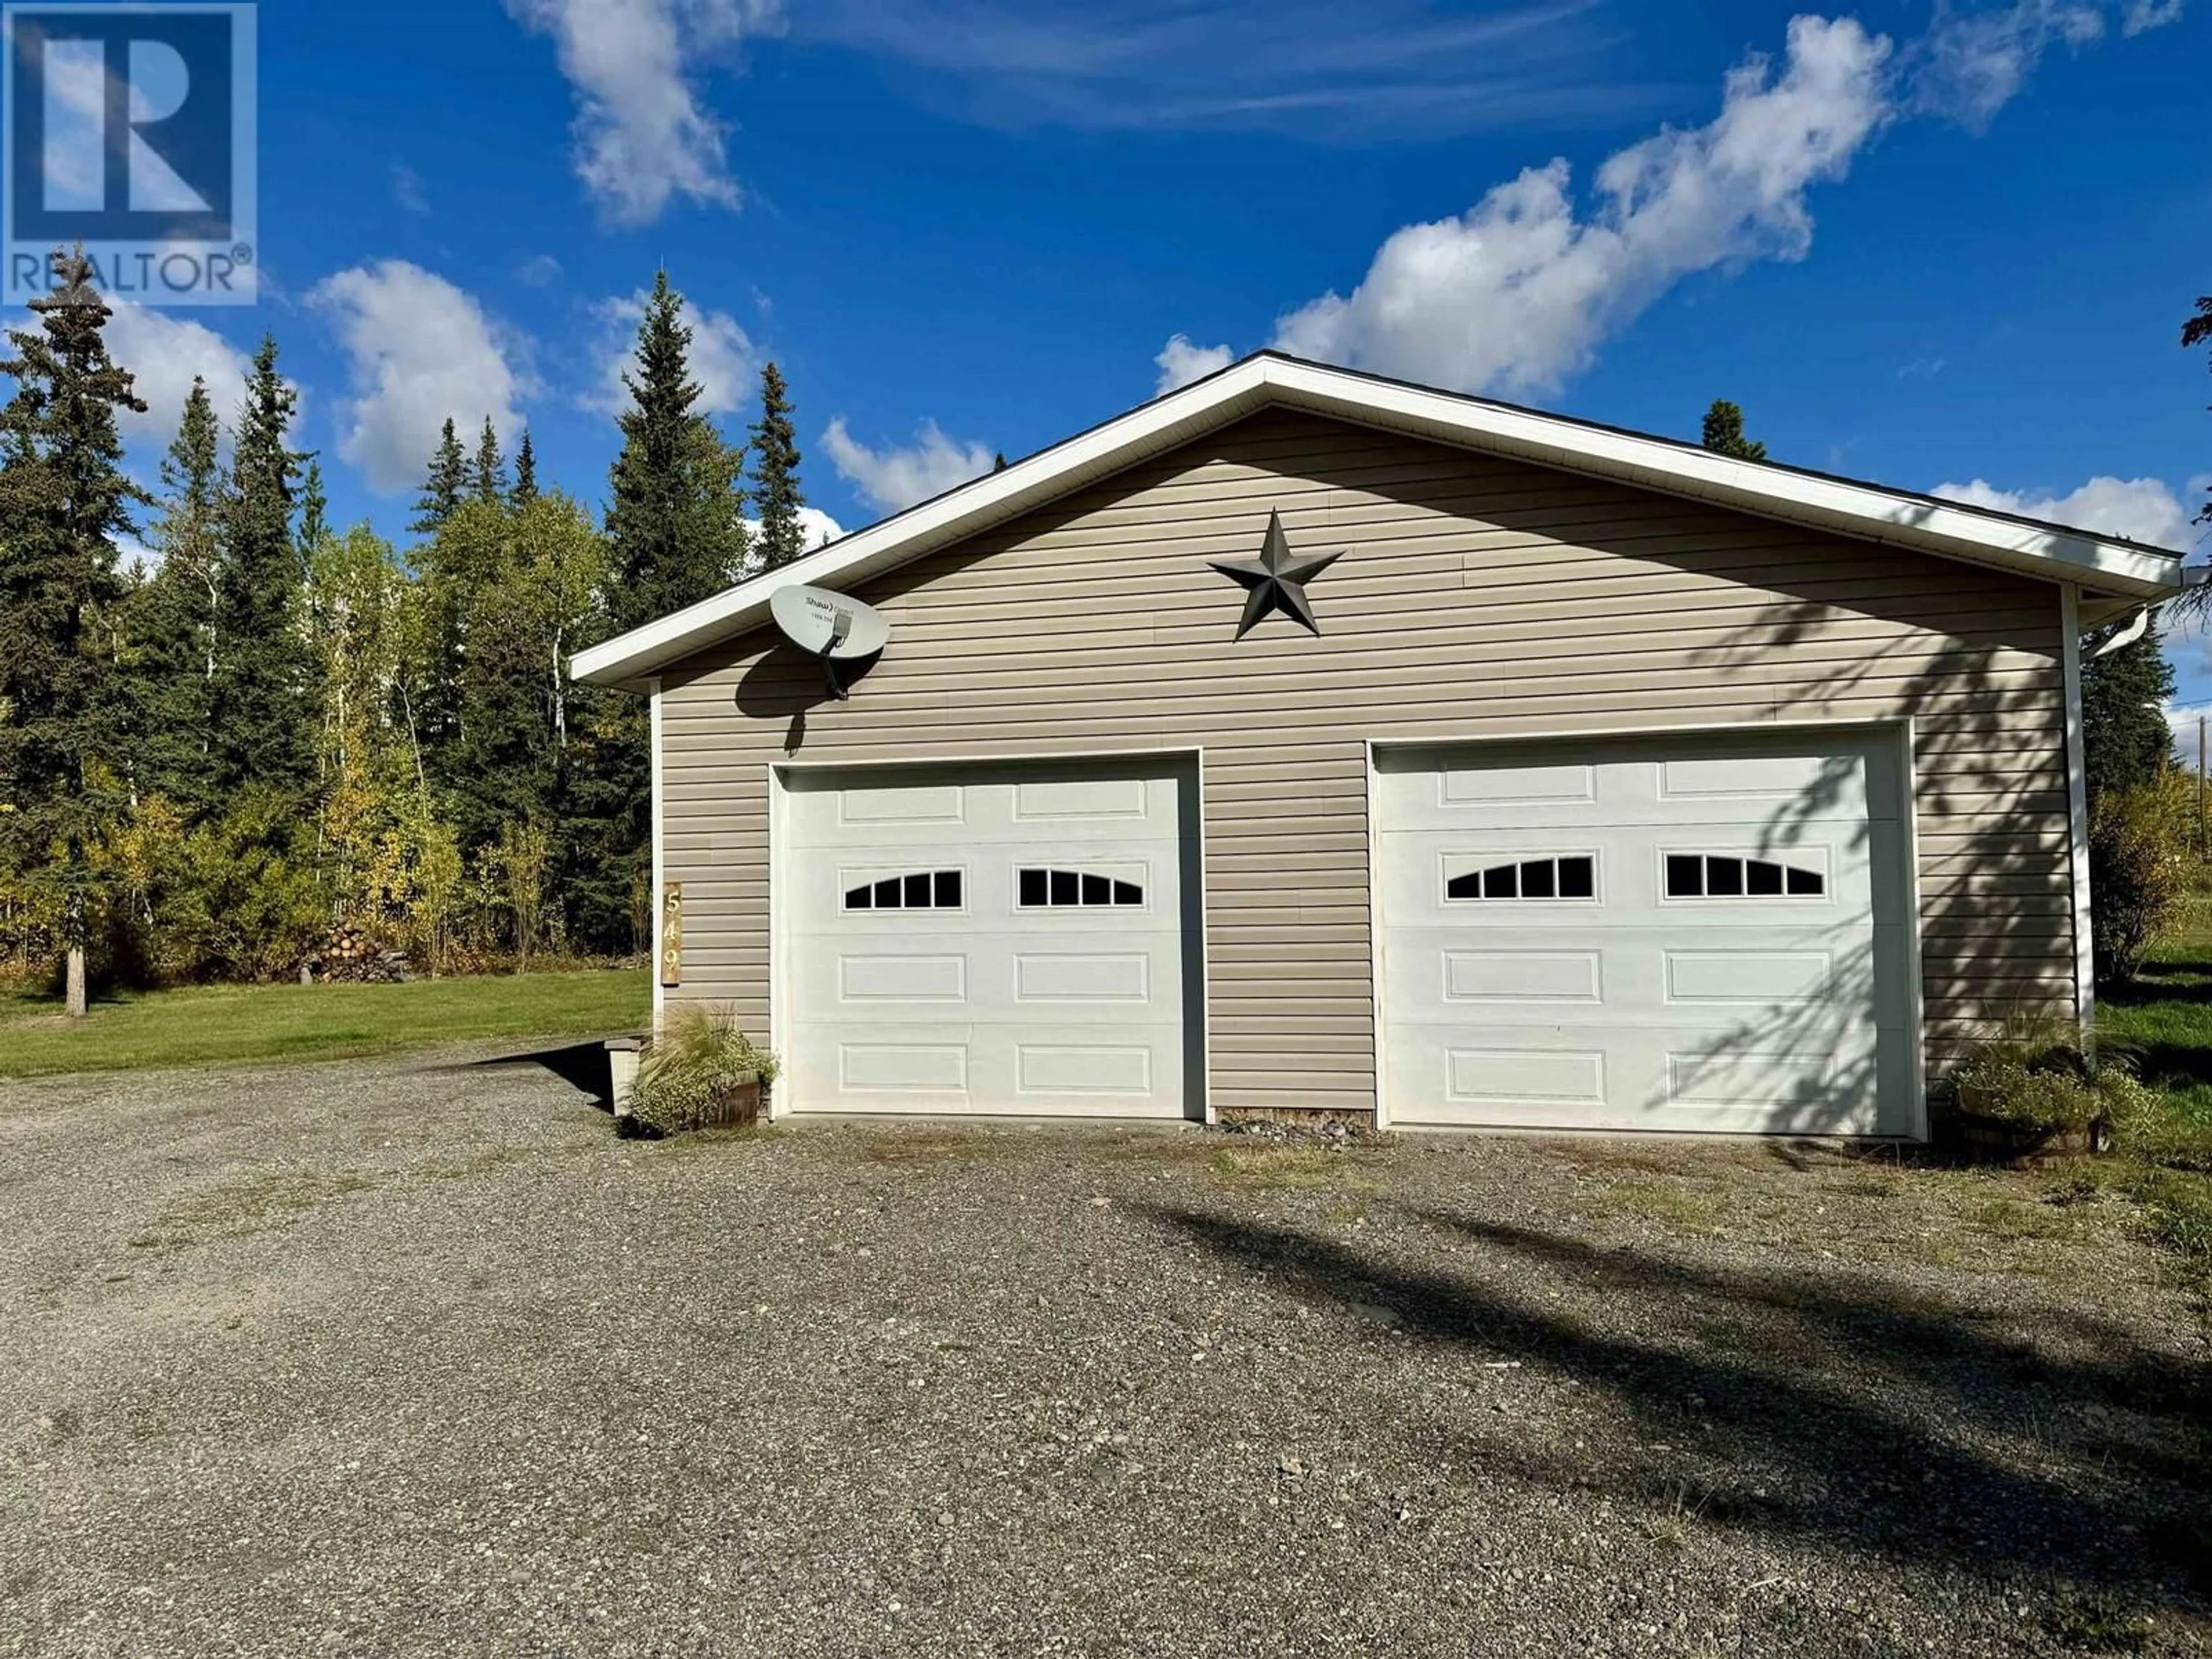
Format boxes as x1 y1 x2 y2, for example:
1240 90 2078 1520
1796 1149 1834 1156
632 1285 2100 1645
625 1006 779 1137
1944 1009 2152 1164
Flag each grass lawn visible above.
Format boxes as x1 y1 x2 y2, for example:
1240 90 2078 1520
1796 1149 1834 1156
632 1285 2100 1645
2089 889 2212 1272
0 969 650 1078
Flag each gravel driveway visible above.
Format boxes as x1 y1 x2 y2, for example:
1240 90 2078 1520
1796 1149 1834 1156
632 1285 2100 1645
2 1044 2206 1657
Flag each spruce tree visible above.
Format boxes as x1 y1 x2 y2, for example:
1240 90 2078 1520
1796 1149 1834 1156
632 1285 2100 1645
748 360 806 571
0 247 150 1014
129 376 225 812
579 270 747 948
1700 399 1767 461
411 416 466 535
512 428 539 507
603 270 748 632
473 415 506 503
298 454 329 552
2082 616 2177 803
211 335 315 798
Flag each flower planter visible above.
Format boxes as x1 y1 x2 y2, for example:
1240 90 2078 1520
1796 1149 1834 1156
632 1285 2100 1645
695 1070 763 1131
1952 1099 2112 1166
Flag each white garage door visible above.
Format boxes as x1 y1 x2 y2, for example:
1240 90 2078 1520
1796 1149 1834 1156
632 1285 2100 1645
781 758 1197 1118
1377 731 1914 1135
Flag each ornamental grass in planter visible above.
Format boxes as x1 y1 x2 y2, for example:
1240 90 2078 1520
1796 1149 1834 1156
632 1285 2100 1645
1944 1009 2156 1165
628 1006 779 1137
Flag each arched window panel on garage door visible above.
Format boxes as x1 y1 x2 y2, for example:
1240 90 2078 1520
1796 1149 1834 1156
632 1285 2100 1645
844 870 965 911
1664 854 1826 900
1017 867 1146 909
1445 855 1596 902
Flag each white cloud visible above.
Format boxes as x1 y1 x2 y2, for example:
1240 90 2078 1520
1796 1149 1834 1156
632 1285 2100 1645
391 161 430 214
113 531 160 575
1154 334 1234 394
517 253 564 287
1931 475 2199 551
309 261 531 495
505 0 782 226
1270 16 1891 395
743 505 843 559
823 417 996 513
1906 0 2105 128
585 288 757 416
1165 3 2154 400
2121 0 2186 33
102 299 254 445
800 1 1673 141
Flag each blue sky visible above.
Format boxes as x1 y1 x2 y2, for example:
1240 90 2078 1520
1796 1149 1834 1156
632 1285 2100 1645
93 1 2211 707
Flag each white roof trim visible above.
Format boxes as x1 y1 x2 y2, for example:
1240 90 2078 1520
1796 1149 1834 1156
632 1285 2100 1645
575 353 2184 689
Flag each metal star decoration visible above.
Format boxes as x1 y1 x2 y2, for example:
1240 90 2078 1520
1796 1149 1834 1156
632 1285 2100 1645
1210 509 1344 638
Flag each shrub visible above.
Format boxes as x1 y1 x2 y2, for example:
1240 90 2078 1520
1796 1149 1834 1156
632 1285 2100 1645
1947 1008 2156 1137
2089 771 2192 984
630 1006 778 1136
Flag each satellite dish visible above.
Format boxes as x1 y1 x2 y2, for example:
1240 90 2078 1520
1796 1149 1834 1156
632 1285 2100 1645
770 584 889 701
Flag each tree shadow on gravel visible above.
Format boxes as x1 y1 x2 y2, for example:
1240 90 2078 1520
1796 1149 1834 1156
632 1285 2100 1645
1143 1201 2212 1615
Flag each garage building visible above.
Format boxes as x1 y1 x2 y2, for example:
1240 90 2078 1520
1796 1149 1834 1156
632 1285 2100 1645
572 353 2183 1137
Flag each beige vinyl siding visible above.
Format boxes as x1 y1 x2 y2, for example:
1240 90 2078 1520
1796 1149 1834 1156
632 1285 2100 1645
657 408 2073 1113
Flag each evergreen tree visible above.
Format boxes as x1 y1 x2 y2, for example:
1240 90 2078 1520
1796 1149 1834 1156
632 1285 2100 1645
411 416 466 535
0 247 150 1014
211 335 314 799
994 452 1007 472
748 361 806 572
298 454 329 552
129 376 225 812
512 428 539 507
603 271 748 632
1700 399 1768 461
473 415 506 503
2082 615 2177 803
579 270 747 948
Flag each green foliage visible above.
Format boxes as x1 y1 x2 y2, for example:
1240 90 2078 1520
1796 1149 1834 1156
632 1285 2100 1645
583 270 747 953
297 454 329 554
2089 770 2193 983
411 416 466 535
603 270 749 634
155 786 329 981
512 428 538 507
2081 614 2175 802
1950 1057 2144 1134
748 360 807 571
0 249 149 1001
128 376 223 815
630 1005 778 1135
0 264 675 990
472 415 505 503
212 335 314 800
1700 399 1767 461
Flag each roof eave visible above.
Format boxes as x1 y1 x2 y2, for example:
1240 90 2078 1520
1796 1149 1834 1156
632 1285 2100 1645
572 353 2184 691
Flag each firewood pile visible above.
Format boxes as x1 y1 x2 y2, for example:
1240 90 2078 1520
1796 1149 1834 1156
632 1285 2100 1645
309 923 415 984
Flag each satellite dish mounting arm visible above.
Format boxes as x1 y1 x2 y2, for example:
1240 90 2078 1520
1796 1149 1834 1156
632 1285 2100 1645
819 609 853 701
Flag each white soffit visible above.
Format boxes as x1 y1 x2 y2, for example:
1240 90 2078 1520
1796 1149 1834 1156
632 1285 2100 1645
574 354 2184 690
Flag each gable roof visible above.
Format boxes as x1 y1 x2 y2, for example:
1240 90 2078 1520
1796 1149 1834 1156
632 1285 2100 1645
574 351 2186 690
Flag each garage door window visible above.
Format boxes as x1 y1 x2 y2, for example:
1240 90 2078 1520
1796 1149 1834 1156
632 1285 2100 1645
1664 854 1824 900
845 870 965 911
1018 868 1145 909
1447 855 1596 902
